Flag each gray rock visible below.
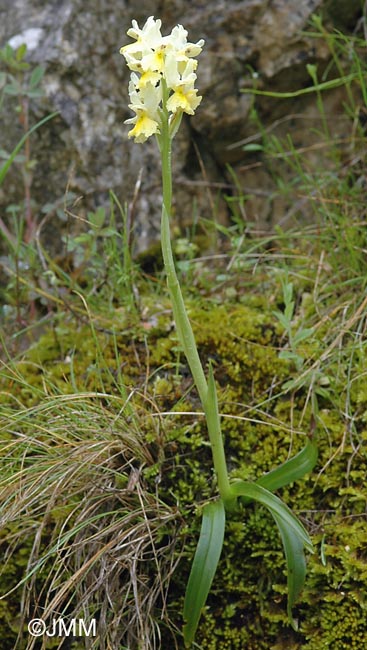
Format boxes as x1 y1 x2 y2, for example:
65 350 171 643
0 0 363 253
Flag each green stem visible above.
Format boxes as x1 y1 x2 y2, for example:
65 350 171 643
159 82 207 406
158 84 233 505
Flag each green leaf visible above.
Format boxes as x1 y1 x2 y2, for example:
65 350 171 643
274 512 307 630
284 299 295 322
25 88 44 98
272 310 290 330
183 499 226 648
292 327 314 345
283 281 293 306
242 143 264 152
278 349 303 364
230 481 313 628
29 65 45 88
88 206 106 229
256 438 318 493
281 375 308 392
99 227 116 237
231 482 312 549
15 43 27 62
0 44 12 62
306 63 318 82
4 81 21 95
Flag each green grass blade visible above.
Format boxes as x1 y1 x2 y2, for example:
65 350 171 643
0 111 59 186
231 481 313 628
241 73 356 98
183 499 226 648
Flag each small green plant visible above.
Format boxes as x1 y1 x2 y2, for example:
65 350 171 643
120 16 317 647
273 274 315 372
0 43 57 242
57 192 138 311
0 43 58 324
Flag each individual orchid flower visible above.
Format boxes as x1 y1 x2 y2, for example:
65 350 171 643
164 24 204 59
165 56 202 115
164 54 198 88
166 85 201 116
120 16 163 59
125 110 160 143
125 76 162 142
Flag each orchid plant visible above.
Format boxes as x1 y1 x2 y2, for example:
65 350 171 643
120 16 317 648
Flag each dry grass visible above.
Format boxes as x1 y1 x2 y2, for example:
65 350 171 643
0 391 183 650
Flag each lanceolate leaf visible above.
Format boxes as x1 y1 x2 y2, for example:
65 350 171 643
231 482 312 550
183 499 226 648
239 439 318 506
257 438 318 493
230 481 313 628
272 513 307 630
29 65 45 88
293 327 315 345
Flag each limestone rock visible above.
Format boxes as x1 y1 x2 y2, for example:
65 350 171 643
0 0 363 253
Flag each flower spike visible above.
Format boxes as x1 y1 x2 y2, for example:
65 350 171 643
120 16 204 142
